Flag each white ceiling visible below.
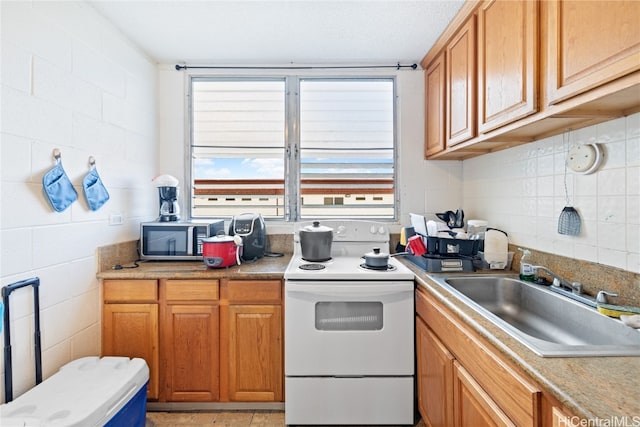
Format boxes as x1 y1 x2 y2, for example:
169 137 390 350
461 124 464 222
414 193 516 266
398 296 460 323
88 0 465 66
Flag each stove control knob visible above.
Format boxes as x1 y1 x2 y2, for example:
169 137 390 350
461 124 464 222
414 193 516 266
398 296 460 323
369 225 377 234
378 226 386 234
336 225 346 235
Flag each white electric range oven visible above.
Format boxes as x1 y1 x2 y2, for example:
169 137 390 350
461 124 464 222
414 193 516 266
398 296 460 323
284 220 415 425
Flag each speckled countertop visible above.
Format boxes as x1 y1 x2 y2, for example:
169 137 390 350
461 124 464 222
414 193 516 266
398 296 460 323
407 261 640 421
96 255 291 280
97 250 639 420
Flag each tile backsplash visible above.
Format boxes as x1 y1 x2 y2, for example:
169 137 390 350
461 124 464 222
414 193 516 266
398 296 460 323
463 113 640 274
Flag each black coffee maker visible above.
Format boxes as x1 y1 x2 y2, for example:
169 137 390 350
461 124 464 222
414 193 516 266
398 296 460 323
153 174 181 222
158 186 180 222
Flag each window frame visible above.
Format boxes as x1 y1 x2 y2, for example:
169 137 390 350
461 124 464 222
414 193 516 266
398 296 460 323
186 73 399 222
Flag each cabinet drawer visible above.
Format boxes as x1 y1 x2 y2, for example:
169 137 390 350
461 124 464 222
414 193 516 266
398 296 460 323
416 288 541 426
165 280 219 301
103 280 158 302
226 280 281 303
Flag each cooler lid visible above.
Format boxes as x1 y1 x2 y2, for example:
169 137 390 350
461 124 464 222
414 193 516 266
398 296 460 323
0 357 149 427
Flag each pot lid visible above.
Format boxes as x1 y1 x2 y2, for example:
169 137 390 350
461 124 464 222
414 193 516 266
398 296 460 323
202 235 234 243
364 247 389 258
301 221 333 232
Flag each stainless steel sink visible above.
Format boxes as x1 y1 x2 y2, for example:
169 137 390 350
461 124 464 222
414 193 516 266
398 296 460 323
429 275 640 357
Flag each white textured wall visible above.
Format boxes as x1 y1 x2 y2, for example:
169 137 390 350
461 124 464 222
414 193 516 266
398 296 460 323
463 113 640 273
0 1 158 400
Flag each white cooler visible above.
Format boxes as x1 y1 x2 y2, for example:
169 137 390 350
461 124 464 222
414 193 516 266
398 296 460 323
0 356 149 427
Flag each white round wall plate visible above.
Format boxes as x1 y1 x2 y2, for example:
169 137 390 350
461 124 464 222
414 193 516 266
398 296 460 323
567 143 603 174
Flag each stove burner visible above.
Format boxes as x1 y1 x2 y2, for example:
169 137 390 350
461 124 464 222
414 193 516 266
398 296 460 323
359 263 397 272
299 263 326 271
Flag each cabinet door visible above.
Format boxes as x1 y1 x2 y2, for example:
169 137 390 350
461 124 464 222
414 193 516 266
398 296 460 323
163 304 220 401
416 317 454 427
227 305 282 401
546 0 640 104
425 52 446 157
103 303 159 399
453 362 516 427
446 16 476 146
478 0 538 133
417 288 541 426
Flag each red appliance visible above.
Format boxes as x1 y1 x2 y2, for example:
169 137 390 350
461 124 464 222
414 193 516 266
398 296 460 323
202 235 241 268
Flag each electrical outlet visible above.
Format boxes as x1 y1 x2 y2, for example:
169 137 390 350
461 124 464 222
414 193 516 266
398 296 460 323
109 213 124 225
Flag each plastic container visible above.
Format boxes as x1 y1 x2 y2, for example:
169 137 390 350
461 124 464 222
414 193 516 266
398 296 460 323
475 251 514 270
0 357 149 427
483 229 509 268
466 220 488 239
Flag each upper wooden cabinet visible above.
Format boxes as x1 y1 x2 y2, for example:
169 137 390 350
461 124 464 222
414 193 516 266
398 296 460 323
546 0 640 104
477 0 538 133
425 52 447 156
447 16 477 146
421 0 640 160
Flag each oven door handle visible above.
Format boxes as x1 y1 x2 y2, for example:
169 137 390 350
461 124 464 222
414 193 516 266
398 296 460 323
286 283 412 298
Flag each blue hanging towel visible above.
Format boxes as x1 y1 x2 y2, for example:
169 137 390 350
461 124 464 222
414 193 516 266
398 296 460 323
42 160 78 212
82 167 110 211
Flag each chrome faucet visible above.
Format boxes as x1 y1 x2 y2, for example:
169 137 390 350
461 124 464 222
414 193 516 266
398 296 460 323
531 266 581 294
531 265 597 308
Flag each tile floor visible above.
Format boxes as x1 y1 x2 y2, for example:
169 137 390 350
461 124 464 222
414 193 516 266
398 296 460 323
145 411 284 426
145 411 427 427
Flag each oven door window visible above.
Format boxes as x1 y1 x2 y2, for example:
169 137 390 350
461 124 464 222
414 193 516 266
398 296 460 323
315 302 383 331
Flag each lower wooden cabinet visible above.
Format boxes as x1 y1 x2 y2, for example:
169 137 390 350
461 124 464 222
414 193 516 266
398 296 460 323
416 287 541 426
102 278 283 403
162 279 220 402
416 316 453 427
453 361 515 427
223 279 283 402
227 304 282 401
163 303 220 401
102 280 159 400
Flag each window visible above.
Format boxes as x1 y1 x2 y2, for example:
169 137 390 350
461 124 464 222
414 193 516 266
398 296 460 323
189 77 396 221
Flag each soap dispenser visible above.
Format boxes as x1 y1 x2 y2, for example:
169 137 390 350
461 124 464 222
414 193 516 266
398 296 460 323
518 248 535 281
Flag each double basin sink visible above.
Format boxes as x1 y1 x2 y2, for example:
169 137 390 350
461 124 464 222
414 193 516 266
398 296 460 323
429 275 640 357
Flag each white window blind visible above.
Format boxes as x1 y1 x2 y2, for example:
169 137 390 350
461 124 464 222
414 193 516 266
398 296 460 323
299 79 395 218
191 79 286 218
189 77 397 220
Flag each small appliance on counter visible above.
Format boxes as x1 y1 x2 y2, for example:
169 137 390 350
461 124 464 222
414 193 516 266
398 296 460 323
480 228 509 269
228 213 266 261
140 220 224 260
202 234 243 268
153 174 181 222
